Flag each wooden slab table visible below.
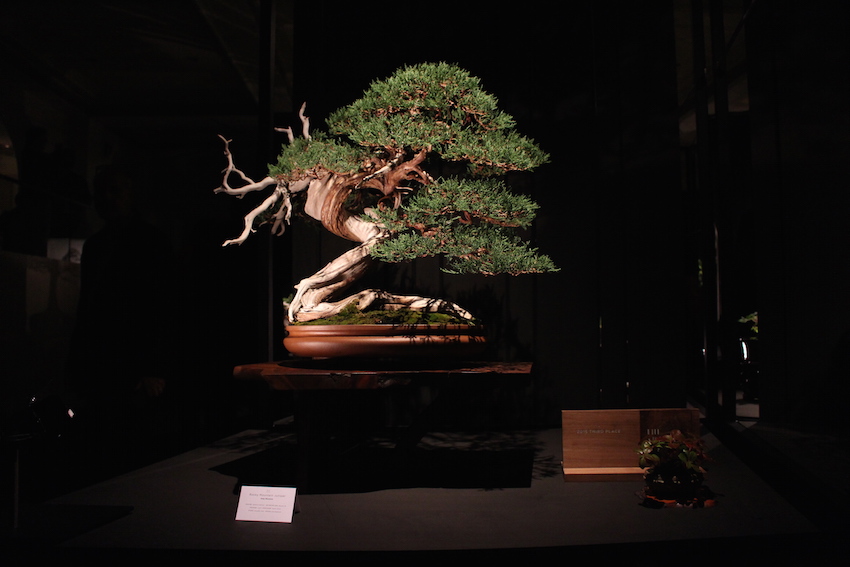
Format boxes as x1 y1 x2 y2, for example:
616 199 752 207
233 359 533 390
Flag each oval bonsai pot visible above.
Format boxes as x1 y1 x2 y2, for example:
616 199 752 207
283 323 487 359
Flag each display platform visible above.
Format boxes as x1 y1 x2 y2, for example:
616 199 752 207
3 427 826 560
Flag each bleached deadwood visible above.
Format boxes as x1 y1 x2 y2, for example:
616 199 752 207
274 102 311 143
286 239 473 322
214 135 277 198
285 221 473 322
286 234 380 322
222 187 284 246
216 106 474 323
282 175 473 322
300 289 474 321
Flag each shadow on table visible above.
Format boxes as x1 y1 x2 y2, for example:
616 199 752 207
209 431 554 494
4 504 133 547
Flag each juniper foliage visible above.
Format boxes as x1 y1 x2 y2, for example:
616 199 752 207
268 62 558 276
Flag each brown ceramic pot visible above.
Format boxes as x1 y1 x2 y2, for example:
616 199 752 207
283 324 487 359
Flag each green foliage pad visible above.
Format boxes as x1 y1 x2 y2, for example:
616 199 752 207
269 62 558 277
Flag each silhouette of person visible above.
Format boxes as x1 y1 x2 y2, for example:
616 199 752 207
65 164 178 478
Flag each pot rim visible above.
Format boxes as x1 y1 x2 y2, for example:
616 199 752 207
285 323 485 337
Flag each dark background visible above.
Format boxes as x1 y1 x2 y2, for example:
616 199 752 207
1 1 848 450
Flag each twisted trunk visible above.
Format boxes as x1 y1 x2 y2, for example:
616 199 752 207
287 172 471 323
215 134 473 324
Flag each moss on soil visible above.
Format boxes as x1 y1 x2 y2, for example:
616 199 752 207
293 303 473 326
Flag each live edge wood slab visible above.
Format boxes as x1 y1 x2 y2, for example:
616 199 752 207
233 359 533 390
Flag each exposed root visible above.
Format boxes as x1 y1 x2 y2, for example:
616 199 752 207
290 289 474 323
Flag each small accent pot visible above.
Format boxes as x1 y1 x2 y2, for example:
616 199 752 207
644 462 705 501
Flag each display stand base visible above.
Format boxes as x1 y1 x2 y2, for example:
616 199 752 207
562 466 645 482
234 359 533 493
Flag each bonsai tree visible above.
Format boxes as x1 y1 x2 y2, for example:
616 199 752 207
215 62 557 324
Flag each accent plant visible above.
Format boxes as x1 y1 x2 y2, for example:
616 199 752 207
637 429 712 504
637 429 709 472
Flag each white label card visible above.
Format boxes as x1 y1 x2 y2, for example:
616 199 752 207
235 485 297 523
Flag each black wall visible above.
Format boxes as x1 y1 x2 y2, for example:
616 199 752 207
291 2 685 423
2 1 847 434
745 0 850 435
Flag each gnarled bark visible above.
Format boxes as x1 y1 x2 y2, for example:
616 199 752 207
216 126 474 324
